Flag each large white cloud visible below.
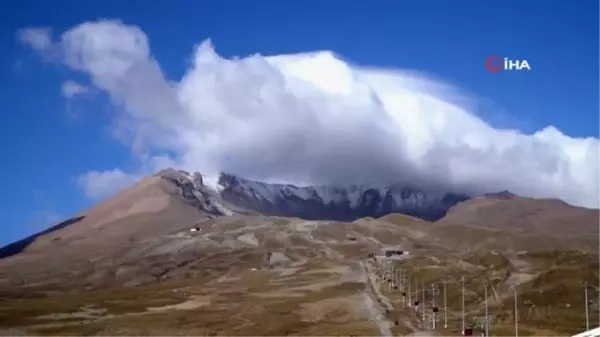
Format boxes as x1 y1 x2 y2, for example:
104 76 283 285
18 20 599 208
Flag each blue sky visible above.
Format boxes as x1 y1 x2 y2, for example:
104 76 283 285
0 0 598 246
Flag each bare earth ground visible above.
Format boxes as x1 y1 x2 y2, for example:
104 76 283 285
1 264 374 335
0 193 598 336
0 217 411 336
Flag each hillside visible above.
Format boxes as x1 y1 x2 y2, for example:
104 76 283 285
0 170 597 336
440 195 598 236
217 173 470 221
0 169 226 283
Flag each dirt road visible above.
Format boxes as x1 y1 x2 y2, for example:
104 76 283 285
358 260 393 336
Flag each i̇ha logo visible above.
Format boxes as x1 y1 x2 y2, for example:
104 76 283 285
486 55 531 72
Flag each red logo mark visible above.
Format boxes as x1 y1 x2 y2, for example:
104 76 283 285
485 55 503 72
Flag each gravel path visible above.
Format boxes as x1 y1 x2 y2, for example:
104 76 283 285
359 261 393 336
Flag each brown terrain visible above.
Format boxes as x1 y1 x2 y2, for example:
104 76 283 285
0 169 597 336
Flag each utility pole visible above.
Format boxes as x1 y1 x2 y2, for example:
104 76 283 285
512 285 519 337
582 281 590 331
461 276 466 335
398 268 403 289
484 283 489 337
399 269 406 308
428 283 440 330
443 280 448 329
414 278 420 329
422 280 426 322
408 276 412 307
388 263 393 293
403 271 408 308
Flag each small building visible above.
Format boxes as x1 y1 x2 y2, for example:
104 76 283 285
380 247 406 257
374 247 410 260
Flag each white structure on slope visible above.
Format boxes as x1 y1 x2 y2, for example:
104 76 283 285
572 327 600 337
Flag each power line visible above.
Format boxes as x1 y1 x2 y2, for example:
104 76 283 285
414 278 423 328
388 262 393 293
408 275 412 308
511 285 519 337
428 283 440 329
399 268 407 308
422 280 426 322
366 255 596 336
443 279 448 329
582 281 590 331
462 276 466 335
484 283 489 337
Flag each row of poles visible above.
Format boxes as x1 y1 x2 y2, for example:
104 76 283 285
371 255 595 336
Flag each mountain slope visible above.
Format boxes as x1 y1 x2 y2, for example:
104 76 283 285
438 195 598 237
2 171 216 250
0 169 230 282
217 173 470 221
2 168 597 286
0 168 470 288
0 169 597 336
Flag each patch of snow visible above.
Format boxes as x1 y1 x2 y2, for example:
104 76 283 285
211 200 233 216
314 186 347 204
223 238 244 248
295 221 318 232
376 186 388 199
202 174 223 193
233 177 279 202
146 296 210 312
216 172 467 214
288 185 313 200
505 272 535 286
347 185 362 208
269 252 291 264
277 268 300 276
237 233 259 246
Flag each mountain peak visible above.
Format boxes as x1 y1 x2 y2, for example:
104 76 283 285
148 170 477 221
154 167 180 177
484 190 517 200
155 168 204 188
214 172 471 221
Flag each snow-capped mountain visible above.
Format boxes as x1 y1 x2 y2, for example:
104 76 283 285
154 169 471 221
210 172 470 221
156 168 234 217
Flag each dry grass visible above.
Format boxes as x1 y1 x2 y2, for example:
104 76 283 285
382 247 599 336
1 191 597 336
1 257 378 336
